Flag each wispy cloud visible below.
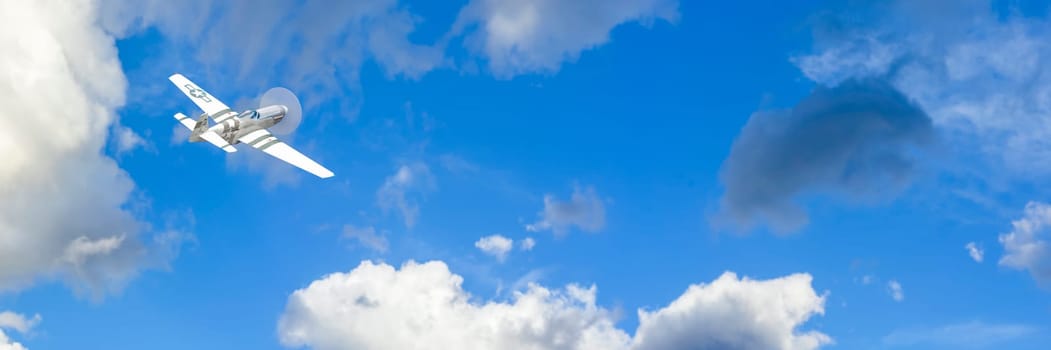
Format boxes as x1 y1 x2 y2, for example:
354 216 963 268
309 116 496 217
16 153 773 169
519 237 536 251
966 242 984 263
377 163 435 229
343 225 390 253
526 184 606 236
884 321 1038 348
0 310 40 350
887 280 904 302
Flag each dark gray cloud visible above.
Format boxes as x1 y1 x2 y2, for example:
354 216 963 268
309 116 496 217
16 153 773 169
717 79 933 233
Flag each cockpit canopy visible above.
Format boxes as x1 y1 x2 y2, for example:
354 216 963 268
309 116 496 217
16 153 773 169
238 110 261 120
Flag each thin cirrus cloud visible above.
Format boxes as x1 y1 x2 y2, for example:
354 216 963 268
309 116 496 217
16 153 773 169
277 260 831 350
376 163 435 229
883 321 1038 348
792 0 1051 179
100 0 679 109
342 225 390 253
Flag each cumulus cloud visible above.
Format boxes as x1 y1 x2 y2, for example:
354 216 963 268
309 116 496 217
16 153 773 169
966 242 984 263
0 311 40 350
277 260 831 350
792 0 1051 178
633 272 831 350
527 185 607 235
887 280 904 302
474 234 514 261
999 201 1051 286
342 225 389 253
520 237 537 251
450 0 679 78
377 163 435 229
0 0 189 297
717 79 933 233
884 321 1037 348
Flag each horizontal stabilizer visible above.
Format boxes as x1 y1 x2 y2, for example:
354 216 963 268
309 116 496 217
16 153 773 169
174 113 236 153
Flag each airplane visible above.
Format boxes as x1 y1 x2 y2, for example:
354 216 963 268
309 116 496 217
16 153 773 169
168 73 334 179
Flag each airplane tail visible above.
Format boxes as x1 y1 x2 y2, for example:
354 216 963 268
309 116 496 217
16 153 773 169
173 112 236 152
189 113 208 142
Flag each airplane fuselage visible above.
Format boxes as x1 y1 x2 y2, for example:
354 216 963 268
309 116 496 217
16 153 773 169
206 104 287 144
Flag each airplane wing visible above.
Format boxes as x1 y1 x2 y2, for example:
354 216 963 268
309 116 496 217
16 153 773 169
237 129 335 178
173 113 236 152
168 73 238 123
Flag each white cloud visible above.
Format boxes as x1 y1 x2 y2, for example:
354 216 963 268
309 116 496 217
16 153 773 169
343 225 389 253
526 185 606 236
632 272 831 350
520 237 536 251
277 260 831 350
884 321 1037 348
966 242 984 263
377 163 435 229
999 201 1051 286
860 275 875 285
0 0 188 297
0 311 40 350
474 234 513 261
112 125 148 154
451 0 679 78
887 280 904 302
101 0 444 113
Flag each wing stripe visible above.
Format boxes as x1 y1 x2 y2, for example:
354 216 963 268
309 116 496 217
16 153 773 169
213 110 236 123
252 137 277 147
257 139 282 150
246 134 273 146
240 129 269 143
235 129 334 178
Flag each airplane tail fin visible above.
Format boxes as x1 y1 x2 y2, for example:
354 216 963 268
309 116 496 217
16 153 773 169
190 113 208 142
173 112 236 153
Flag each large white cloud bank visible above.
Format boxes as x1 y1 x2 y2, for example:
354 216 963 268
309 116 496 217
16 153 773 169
0 0 187 298
278 261 831 350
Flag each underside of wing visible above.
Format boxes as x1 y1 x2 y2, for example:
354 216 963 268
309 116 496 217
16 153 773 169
237 129 334 178
169 73 237 123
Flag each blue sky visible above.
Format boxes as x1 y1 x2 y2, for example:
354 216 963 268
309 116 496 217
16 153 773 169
3 0 1051 349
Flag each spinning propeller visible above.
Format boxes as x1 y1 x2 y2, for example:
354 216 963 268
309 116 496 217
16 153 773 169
260 87 303 135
